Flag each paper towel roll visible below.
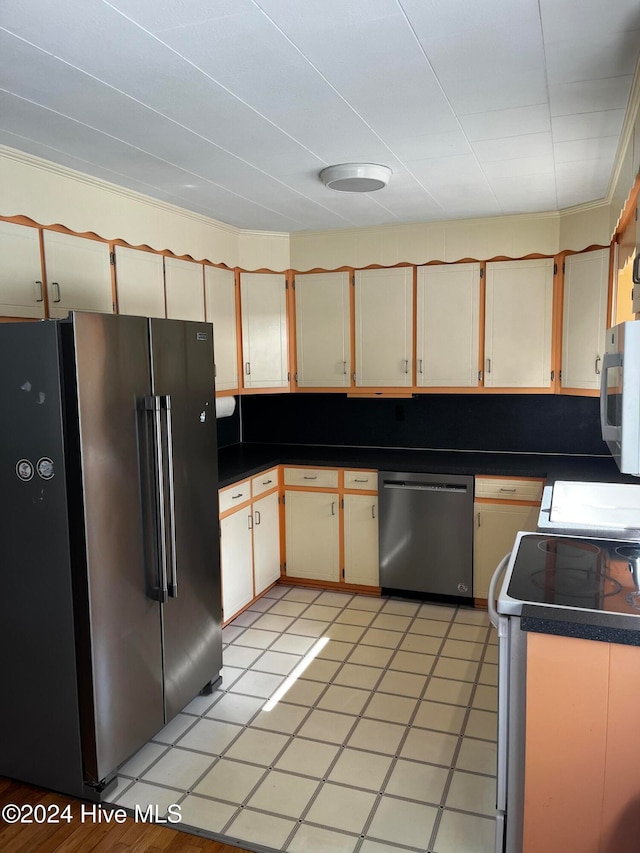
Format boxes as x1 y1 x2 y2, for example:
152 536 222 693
215 396 236 419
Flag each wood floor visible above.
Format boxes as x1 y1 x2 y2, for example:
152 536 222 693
0 778 252 853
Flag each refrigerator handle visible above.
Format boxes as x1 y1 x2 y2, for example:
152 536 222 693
140 396 168 603
161 395 178 598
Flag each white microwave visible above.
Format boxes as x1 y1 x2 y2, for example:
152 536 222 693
600 321 640 475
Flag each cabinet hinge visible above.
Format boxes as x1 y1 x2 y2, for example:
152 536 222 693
285 280 288 290
352 275 355 286
281 494 285 505
479 268 484 278
287 372 290 381
353 372 356 382
283 561 287 573
553 263 557 275
110 251 116 266
562 261 565 274
341 498 344 509
294 372 298 382
478 370 483 382
342 568 345 580
292 280 295 290
559 369 562 380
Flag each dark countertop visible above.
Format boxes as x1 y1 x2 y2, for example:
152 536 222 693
521 604 640 646
218 442 632 488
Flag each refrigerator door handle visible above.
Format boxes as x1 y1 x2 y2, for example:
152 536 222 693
140 396 168 603
161 395 178 598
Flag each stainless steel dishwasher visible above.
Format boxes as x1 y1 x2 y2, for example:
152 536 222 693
378 471 474 599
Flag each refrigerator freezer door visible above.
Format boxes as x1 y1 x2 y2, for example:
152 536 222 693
149 318 222 721
72 312 165 784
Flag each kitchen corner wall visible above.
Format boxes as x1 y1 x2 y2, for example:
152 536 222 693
240 393 608 456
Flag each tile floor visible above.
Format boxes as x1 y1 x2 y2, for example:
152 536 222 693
108 585 498 853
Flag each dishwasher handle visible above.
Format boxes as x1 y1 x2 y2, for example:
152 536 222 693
487 552 511 629
383 481 468 493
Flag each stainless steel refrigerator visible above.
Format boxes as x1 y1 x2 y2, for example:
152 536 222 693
0 312 222 801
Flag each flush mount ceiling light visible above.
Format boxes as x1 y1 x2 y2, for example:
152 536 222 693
319 163 392 192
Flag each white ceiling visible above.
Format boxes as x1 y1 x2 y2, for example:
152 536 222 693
1 0 639 233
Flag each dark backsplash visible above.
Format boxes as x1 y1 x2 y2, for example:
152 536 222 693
239 393 609 456
216 400 241 448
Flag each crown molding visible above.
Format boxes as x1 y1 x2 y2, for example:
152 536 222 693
607 54 640 203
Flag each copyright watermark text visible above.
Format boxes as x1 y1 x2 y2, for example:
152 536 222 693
1 803 182 825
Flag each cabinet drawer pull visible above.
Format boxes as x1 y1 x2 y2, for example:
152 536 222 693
52 282 61 303
231 493 243 499
303 475 317 480
354 478 368 483
499 487 517 493
262 479 273 485
331 501 336 516
595 355 601 375
372 504 376 519
35 281 43 303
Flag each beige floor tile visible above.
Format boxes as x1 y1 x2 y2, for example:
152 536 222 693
446 770 496 816
287 823 359 853
328 747 393 791
116 780 183 814
182 692 219 716
347 718 406 755
348 644 394 668
178 718 243 755
390 650 435 675
454 608 491 627
247 597 274 613
297 709 357 744
433 808 496 853
305 782 377 834
376 669 427 698
232 610 261 628
206 693 264 725
220 666 245 688
315 590 354 608
385 758 448 804
317 684 371 715
423 677 473 707
194 758 265 803
473 684 498 712
305 603 342 621
335 608 376 627
448 623 490 643
361 627 404 649
408 618 449 638
488 626 498 645
346 596 385 612
326 623 367 643
226 808 296 850
370 613 412 631
400 727 458 768
360 840 417 853
381 599 421 616
270 633 317 655
228 669 285 699
478 662 498 686
456 737 497 776
279 678 325 707
400 633 443 655
363 693 419 725
118 742 167 778
247 769 320 818
253 650 300 675
264 584 290 599
433 656 480 682
251 613 296 633
152 713 196 745
413 700 467 734
367 795 438 848
224 728 290 766
222 624 245 643
441 639 484 661
233 628 280 649
142 747 214 790
176 794 237 834
484 645 499 664
283 587 322 603
418 603 455 621
267 600 310 617
317 639 353 661
252 701 309 734
287 618 329 638
465 709 498 741
275 737 339 778
334 663 383 690
300 657 341 683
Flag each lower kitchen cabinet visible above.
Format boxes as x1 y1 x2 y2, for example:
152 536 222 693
343 494 379 586
220 506 254 621
473 501 540 599
252 491 281 595
284 489 340 582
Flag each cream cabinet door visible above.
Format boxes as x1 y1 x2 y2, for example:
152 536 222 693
205 266 238 392
485 259 553 388
344 494 379 586
295 271 350 387
164 257 205 321
240 272 288 388
417 263 480 387
473 502 539 599
43 231 113 319
355 268 413 386
220 508 254 622
253 491 281 596
0 221 44 318
561 248 609 391
115 245 165 318
284 490 339 582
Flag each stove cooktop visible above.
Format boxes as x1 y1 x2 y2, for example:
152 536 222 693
498 532 640 617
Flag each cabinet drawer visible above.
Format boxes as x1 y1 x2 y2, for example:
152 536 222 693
219 480 251 513
475 477 543 503
344 470 377 491
252 467 279 498
283 467 338 488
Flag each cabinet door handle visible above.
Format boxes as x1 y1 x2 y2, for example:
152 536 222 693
245 362 251 375
331 501 336 516
254 510 261 525
35 281 43 303
404 359 409 374
52 282 61 303
486 357 491 374
477 512 481 528
303 475 317 480
248 514 253 530
499 487 517 493
371 504 376 519
343 361 347 375
418 358 423 374
595 355 601 375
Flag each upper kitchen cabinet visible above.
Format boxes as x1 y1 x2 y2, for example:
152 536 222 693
0 220 45 319
294 271 350 388
240 272 289 389
355 267 413 387
114 245 165 318
43 231 113 319
164 257 205 321
560 248 610 392
416 263 480 387
204 266 238 392
485 259 554 388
